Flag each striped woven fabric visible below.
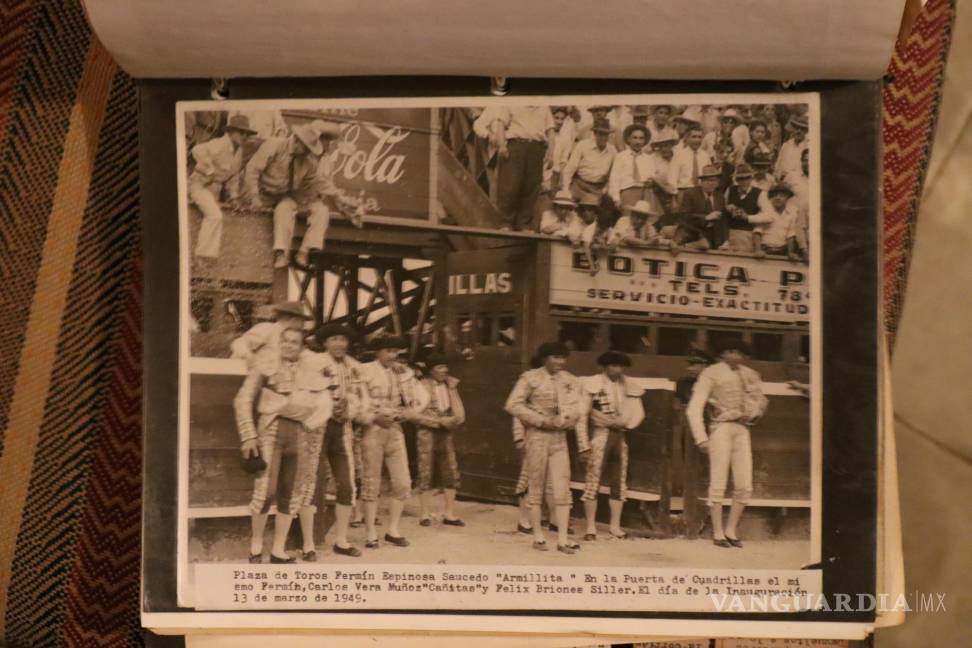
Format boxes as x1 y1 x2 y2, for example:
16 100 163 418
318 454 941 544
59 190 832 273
0 0 954 646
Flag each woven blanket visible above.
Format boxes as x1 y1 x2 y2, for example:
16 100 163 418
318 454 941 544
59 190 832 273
0 0 954 645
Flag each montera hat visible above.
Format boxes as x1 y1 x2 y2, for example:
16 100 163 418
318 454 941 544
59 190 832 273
534 341 570 361
368 333 409 352
422 352 449 368
292 122 324 156
597 350 632 367
314 322 357 344
225 114 257 135
714 338 752 356
273 301 311 320
698 164 722 179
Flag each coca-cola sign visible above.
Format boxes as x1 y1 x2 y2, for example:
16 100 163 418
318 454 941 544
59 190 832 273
287 108 432 220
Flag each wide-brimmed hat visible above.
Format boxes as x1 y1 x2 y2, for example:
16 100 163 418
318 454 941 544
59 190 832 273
587 105 613 113
273 301 311 320
652 104 674 115
788 114 809 131
597 350 631 367
749 150 773 167
314 322 357 345
623 123 649 142
311 119 345 140
368 333 408 352
592 118 614 134
422 352 449 369
630 105 652 117
698 164 722 179
552 190 577 207
675 105 703 125
534 341 570 361
767 182 795 198
578 193 602 208
733 163 755 179
292 123 324 156
650 134 678 147
720 108 744 123
626 200 661 217
225 114 257 135
714 338 752 356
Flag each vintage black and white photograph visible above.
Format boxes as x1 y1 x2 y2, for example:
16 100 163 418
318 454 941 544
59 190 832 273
175 94 821 613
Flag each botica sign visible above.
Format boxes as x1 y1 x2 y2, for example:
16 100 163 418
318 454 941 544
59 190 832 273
548 244 811 322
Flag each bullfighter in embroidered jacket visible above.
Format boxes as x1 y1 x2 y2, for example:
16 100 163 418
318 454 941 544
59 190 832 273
505 342 589 555
412 353 466 528
687 339 768 548
357 335 430 549
579 351 646 541
234 326 332 564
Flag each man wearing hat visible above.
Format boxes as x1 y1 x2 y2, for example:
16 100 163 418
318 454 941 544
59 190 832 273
489 106 557 231
579 351 645 541
357 334 429 548
234 326 325 563
774 114 809 185
561 119 617 202
686 338 768 548
539 190 583 244
704 107 749 161
230 300 311 368
608 123 662 214
724 163 764 253
748 182 801 260
667 123 712 201
614 200 662 249
244 120 342 268
187 114 257 260
647 105 678 144
412 353 466 527
673 164 727 252
291 322 371 558
505 342 589 554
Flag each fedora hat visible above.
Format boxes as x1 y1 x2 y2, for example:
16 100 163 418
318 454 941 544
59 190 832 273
311 119 345 140
788 114 809 131
720 108 744 123
273 301 311 320
698 164 722 179
650 134 678 147
225 114 257 135
587 105 613 112
578 193 602 208
292 123 324 156
733 163 755 178
552 190 577 207
627 200 661 216
591 118 614 133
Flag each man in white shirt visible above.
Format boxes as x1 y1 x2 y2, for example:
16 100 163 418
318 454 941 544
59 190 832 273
546 106 577 194
748 183 801 260
667 124 712 204
492 106 557 230
687 339 768 548
188 114 256 260
561 119 617 202
538 190 583 244
788 149 811 258
647 105 678 143
609 124 659 211
614 200 663 248
774 114 809 184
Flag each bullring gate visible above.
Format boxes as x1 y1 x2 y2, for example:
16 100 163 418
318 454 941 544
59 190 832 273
185 106 811 540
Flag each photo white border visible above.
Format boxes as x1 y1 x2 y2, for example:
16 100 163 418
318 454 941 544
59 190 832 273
172 92 824 628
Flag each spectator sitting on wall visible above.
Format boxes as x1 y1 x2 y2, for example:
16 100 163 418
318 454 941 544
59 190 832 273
614 200 664 249
581 210 621 276
539 190 584 244
748 182 802 261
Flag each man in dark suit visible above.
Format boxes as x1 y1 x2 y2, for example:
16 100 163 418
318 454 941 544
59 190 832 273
673 164 727 252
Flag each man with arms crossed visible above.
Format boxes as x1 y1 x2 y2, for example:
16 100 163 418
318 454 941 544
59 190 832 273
686 339 768 548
